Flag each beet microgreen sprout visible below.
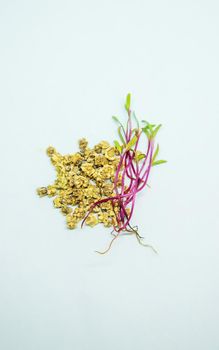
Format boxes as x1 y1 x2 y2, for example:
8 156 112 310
82 94 167 254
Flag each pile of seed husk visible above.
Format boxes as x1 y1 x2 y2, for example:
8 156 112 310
37 139 124 229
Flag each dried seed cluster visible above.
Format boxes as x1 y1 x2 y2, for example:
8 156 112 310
37 139 122 229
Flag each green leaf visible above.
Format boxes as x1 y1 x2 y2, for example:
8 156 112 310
125 93 131 111
152 159 167 166
136 153 145 161
142 121 162 139
112 116 126 143
152 144 159 162
118 126 126 145
112 116 123 128
142 126 151 139
142 121 154 136
152 124 162 138
149 124 154 133
126 135 138 150
114 140 122 154
142 120 155 129
132 111 139 129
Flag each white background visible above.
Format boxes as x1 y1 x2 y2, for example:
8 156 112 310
0 1 219 349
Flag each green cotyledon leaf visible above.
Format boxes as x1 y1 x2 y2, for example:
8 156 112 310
152 144 159 162
152 159 167 166
118 126 126 145
126 134 138 150
152 124 162 138
112 116 126 144
141 120 155 130
132 111 139 129
142 126 151 139
112 116 124 129
142 120 155 139
114 140 122 154
125 93 131 112
136 153 145 161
